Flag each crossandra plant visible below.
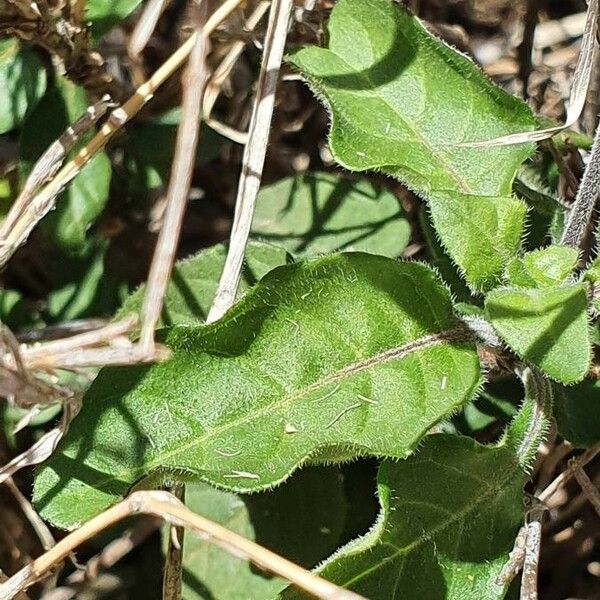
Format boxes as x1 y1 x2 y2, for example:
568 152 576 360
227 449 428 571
1 0 600 598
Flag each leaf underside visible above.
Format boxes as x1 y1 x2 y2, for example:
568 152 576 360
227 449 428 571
288 0 537 290
34 253 481 528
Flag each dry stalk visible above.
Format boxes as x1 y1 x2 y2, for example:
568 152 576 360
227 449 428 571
0 490 365 600
459 0 598 147
139 0 210 352
0 0 246 273
538 443 600 503
208 0 295 323
39 518 160 600
203 0 271 144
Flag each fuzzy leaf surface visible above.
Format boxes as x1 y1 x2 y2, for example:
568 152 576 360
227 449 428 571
34 254 480 528
505 246 578 288
252 173 409 257
117 241 291 332
289 0 536 290
485 284 590 384
282 371 550 600
0 39 46 134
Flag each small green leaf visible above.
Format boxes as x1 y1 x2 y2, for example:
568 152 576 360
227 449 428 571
85 0 143 39
34 254 480 529
252 173 409 257
289 0 536 290
419 207 472 302
19 77 111 249
0 39 46 134
44 238 118 322
122 108 223 195
117 241 291 331
505 246 579 288
485 284 590 384
282 369 550 600
554 380 600 448
181 466 348 600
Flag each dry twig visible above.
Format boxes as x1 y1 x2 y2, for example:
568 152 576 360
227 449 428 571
208 0 295 322
0 490 365 600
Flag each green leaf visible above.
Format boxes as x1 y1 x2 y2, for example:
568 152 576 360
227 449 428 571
282 369 550 600
19 77 111 249
122 108 223 195
34 253 481 528
553 380 600 448
251 173 409 257
505 246 579 288
418 207 472 303
288 0 536 290
485 284 590 384
0 39 47 134
85 0 143 40
181 466 348 600
44 238 122 322
117 241 291 332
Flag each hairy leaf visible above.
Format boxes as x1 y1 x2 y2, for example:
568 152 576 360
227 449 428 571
0 39 46 134
20 77 111 249
289 0 536 290
505 246 579 288
282 370 550 600
117 241 291 332
554 380 600 448
181 466 348 600
34 254 480 528
485 284 590 384
252 173 409 257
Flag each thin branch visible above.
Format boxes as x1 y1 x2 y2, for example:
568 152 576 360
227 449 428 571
208 0 295 323
138 1 210 351
40 519 160 600
572 462 600 518
4 477 55 552
520 512 543 600
128 0 171 59
0 490 365 600
459 0 598 147
203 0 271 144
538 442 600 503
560 120 600 247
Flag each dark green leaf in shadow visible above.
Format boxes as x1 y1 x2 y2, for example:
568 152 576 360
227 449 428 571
117 241 291 332
122 108 223 196
554 380 600 448
180 466 348 600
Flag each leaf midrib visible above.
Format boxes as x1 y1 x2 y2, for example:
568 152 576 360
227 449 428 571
69 327 471 490
339 454 520 590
